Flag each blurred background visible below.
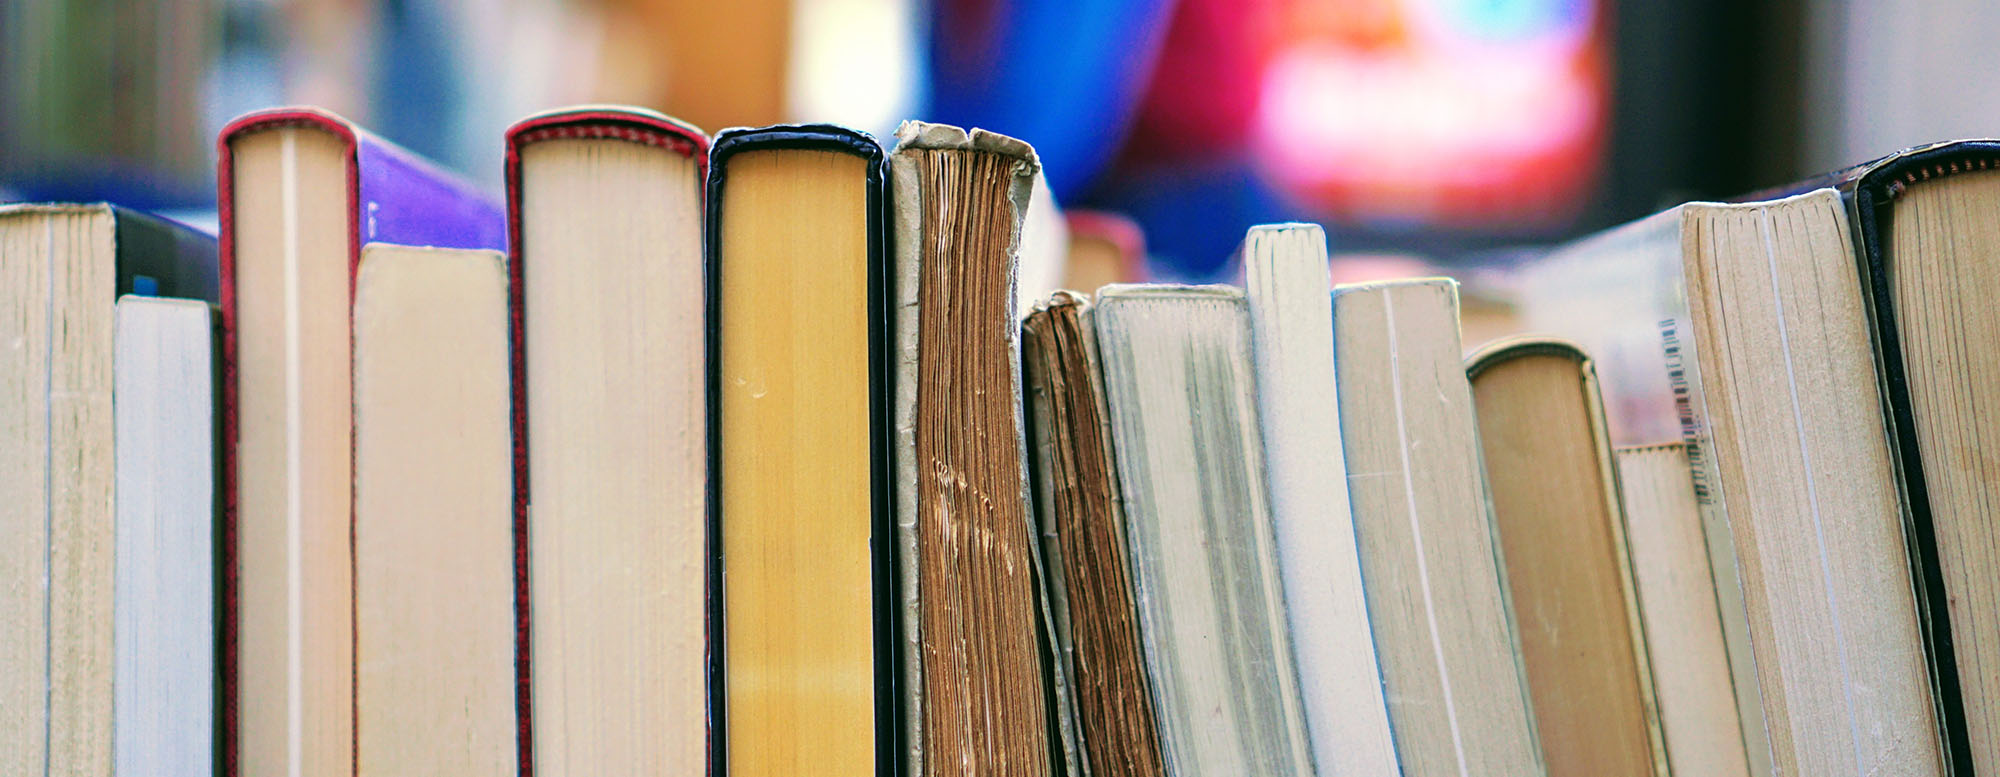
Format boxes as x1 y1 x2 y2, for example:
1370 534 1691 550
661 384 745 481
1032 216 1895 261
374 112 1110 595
2 0 1997 280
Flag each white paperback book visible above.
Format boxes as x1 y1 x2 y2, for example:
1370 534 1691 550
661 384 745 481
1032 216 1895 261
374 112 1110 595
1242 223 1399 776
113 295 216 776
1094 283 1316 777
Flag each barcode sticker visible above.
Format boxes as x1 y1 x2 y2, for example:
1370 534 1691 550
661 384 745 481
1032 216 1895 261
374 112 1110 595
1661 318 1713 504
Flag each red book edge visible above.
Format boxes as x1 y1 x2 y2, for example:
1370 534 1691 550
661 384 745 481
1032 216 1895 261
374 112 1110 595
502 107 710 777
215 106 363 777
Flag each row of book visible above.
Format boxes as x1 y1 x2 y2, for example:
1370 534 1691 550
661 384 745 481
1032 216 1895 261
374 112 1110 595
4 104 1997 777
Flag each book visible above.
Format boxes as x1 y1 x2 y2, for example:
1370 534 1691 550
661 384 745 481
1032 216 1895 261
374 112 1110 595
1847 142 2000 773
1520 184 1954 774
505 107 709 775
0 204 218 776
1020 290 1167 777
1331 278 1542 777
350 244 515 774
890 121 1053 777
1240 223 1397 776
1680 191 1941 775
706 123 891 777
1614 443 1754 777
219 107 505 777
1465 338 1663 776
1092 283 1316 777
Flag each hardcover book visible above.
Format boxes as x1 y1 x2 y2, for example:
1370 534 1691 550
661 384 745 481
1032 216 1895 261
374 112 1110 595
507 106 710 777
219 107 504 777
1466 338 1664 776
890 121 1056 777
706 123 893 777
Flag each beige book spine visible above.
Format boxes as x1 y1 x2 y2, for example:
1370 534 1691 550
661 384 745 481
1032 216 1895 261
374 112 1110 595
352 245 515 776
1680 191 1942 776
1333 277 1543 777
1466 337 1669 777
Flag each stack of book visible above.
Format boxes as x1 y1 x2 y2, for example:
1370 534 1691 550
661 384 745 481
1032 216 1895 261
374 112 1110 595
4 105 1996 777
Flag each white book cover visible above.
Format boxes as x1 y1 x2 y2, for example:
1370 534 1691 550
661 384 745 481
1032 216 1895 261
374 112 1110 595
113 295 215 775
1243 223 1399 776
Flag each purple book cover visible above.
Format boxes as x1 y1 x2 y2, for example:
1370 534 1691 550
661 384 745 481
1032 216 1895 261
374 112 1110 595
353 129 507 250
213 106 504 777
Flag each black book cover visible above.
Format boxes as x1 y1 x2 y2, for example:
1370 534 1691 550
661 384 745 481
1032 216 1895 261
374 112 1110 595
1845 141 2000 777
703 124 897 777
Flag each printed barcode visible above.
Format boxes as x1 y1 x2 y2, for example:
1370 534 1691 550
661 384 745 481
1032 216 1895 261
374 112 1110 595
1661 319 1712 504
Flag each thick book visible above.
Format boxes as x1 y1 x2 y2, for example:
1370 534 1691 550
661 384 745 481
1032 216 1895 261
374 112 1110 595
1841 142 2000 775
1465 338 1664 776
0 204 218 776
1682 192 1941 775
1240 223 1397 776
889 121 1055 777
1092 284 1317 777
1332 278 1543 777
1518 185 1953 775
218 107 505 777
1020 291 1167 777
706 123 893 777
507 106 710 776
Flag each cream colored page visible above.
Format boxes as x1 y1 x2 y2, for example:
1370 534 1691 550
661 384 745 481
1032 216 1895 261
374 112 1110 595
1614 445 1752 777
1685 194 1940 776
1887 169 2000 773
353 246 514 775
1333 279 1543 777
0 210 56 776
231 126 356 777
46 209 116 776
523 139 706 775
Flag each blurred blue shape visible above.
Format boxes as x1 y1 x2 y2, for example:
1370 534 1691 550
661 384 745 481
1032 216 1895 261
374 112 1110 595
926 0 1179 199
1 161 216 211
370 0 467 170
1092 153 1306 282
1437 0 1589 41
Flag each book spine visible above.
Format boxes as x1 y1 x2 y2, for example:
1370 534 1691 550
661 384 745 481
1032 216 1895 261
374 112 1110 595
504 108 711 777
215 109 360 777
700 124 892 777
1848 144 2000 776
